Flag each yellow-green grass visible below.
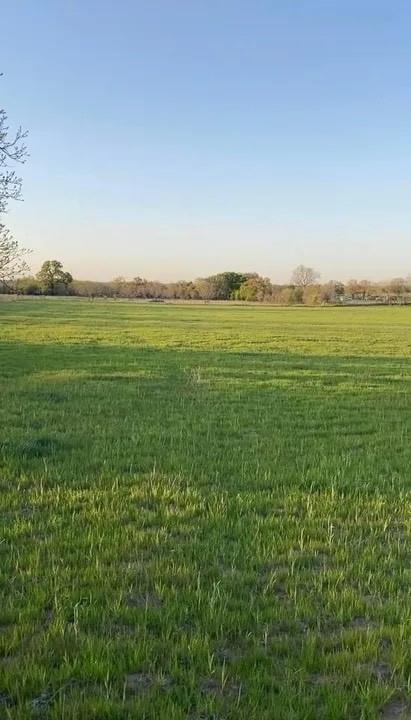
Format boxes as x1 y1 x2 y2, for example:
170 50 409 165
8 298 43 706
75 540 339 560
0 299 410 719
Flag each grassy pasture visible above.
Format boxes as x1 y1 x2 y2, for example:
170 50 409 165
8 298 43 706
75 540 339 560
0 299 410 720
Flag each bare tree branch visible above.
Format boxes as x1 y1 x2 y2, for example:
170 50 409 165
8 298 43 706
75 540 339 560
0 106 29 214
0 224 31 288
0 75 30 289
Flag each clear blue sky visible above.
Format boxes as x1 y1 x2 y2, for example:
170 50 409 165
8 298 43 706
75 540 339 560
2 0 410 282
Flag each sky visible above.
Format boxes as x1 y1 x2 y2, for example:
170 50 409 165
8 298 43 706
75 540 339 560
1 0 410 282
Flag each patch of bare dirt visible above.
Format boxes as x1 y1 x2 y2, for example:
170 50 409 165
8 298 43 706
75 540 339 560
289 551 330 570
218 565 243 580
345 617 378 631
273 584 289 600
125 673 154 694
31 688 54 715
262 619 309 647
127 592 163 609
371 662 393 682
261 561 290 578
215 646 243 664
124 672 173 695
111 622 136 637
43 607 54 629
379 698 411 719
359 662 392 682
0 692 14 707
200 676 242 699
308 673 334 687
158 675 174 691
379 636 393 652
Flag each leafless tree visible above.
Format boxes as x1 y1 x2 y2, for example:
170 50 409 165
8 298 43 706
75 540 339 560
0 224 30 289
0 75 30 288
291 264 320 287
0 104 28 214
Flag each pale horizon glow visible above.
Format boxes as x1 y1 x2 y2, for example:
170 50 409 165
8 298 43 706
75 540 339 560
2 1 410 283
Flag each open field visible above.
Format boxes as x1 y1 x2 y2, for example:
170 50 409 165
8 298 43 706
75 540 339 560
0 299 410 720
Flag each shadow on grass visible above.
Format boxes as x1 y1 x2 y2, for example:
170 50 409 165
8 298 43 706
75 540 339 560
0 340 409 494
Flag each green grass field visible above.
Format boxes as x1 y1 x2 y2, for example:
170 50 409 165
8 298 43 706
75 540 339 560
0 299 410 720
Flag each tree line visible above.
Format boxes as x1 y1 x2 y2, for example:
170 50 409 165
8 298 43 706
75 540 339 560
4 264 410 305
0 89 410 306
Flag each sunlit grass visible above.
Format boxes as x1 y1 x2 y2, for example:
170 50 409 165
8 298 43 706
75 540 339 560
0 299 410 719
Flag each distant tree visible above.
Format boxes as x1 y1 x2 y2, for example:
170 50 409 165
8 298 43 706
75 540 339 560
235 275 272 302
387 277 408 295
315 280 345 304
211 271 251 299
302 284 323 305
169 280 198 300
36 260 73 295
111 276 127 297
118 277 140 298
346 279 371 300
0 224 30 289
15 275 41 295
291 265 320 288
277 286 303 304
333 281 345 298
195 272 252 300
71 279 114 298
194 277 217 300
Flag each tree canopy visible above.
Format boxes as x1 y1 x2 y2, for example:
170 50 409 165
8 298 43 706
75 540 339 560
36 260 73 295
